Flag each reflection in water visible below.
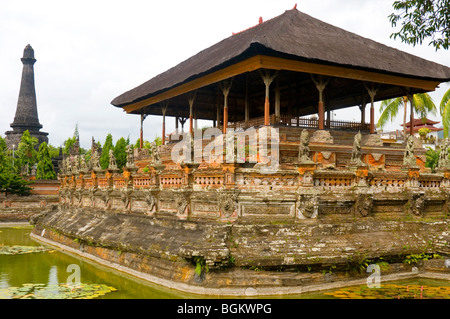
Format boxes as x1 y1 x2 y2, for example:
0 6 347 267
1 225 449 299
0 226 197 298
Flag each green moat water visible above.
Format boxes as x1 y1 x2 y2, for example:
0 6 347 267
1 224 449 299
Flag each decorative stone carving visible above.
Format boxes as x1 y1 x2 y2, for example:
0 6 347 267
174 191 190 216
298 129 314 164
350 131 366 166
73 155 81 174
355 193 373 217
437 138 450 169
371 153 383 162
108 150 117 170
101 189 113 210
409 193 425 216
91 149 102 171
310 130 333 144
120 188 133 211
403 135 417 167
126 145 135 168
66 157 73 174
80 155 88 173
296 194 319 219
218 191 239 218
144 190 157 213
363 134 383 147
150 142 162 165
302 170 314 186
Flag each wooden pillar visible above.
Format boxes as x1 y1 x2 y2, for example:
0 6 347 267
311 75 329 130
365 83 378 134
188 91 196 135
245 75 249 128
275 78 280 124
194 110 198 131
140 113 147 148
360 95 366 128
260 70 278 126
220 79 233 134
408 94 414 137
161 104 168 145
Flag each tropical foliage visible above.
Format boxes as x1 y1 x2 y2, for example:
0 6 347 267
425 147 440 173
389 0 450 50
439 87 450 137
16 130 38 175
377 93 436 138
36 142 56 180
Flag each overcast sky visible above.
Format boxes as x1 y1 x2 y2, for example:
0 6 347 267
1 0 449 149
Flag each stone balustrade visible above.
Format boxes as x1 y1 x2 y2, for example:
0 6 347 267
57 157 450 223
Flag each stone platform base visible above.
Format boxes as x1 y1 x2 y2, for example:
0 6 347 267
30 206 450 296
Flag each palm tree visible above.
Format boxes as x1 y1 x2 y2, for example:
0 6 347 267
377 93 437 139
439 87 450 137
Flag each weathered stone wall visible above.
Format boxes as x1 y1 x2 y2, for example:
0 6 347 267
31 204 450 294
0 193 59 222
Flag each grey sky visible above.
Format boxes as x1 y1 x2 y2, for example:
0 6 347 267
1 0 449 149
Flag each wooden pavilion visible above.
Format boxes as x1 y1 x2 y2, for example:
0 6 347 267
111 8 450 146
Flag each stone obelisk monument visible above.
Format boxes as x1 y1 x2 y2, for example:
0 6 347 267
5 44 48 149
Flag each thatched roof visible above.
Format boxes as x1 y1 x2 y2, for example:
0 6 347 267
111 8 450 111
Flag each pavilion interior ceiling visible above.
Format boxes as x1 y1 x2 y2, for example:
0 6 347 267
131 68 428 121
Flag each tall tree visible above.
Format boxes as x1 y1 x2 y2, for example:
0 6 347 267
114 137 128 169
16 130 38 174
389 0 450 50
377 93 436 138
0 173 32 196
0 136 9 172
100 134 114 169
36 142 57 180
440 87 450 137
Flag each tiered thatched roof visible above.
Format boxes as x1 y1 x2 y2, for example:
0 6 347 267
112 8 450 119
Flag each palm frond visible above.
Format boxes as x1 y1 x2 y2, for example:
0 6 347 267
413 93 436 119
377 98 402 129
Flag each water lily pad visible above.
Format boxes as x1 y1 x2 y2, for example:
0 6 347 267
0 283 117 299
324 284 450 299
0 245 50 255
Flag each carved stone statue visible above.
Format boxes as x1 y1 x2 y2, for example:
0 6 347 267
66 157 73 174
438 138 450 169
80 155 88 173
297 194 319 219
350 131 365 166
150 142 161 165
355 193 373 217
298 129 314 164
108 149 117 169
403 135 417 167
218 191 239 218
91 149 101 171
73 155 81 174
126 144 135 168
